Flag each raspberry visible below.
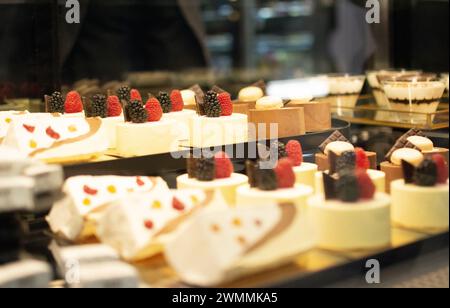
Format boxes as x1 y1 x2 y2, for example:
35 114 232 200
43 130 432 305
170 90 184 112
172 197 186 211
145 98 163 122
355 169 375 200
65 91 83 113
107 95 122 117
217 92 233 116
432 154 449 184
286 140 303 166
355 148 370 170
214 151 234 179
274 158 296 189
130 89 142 102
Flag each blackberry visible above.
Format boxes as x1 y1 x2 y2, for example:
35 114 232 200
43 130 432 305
117 86 131 102
336 151 356 174
271 141 287 160
158 92 172 113
126 100 148 123
414 159 438 187
336 172 359 203
245 160 258 188
48 91 65 113
187 156 197 179
256 161 278 191
196 157 215 181
90 94 108 118
204 91 221 118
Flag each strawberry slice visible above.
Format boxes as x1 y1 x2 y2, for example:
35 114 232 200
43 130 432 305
46 127 60 140
136 177 145 186
23 124 35 133
172 197 185 211
83 185 98 196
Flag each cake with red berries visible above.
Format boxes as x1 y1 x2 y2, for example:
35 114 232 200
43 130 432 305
189 88 248 148
236 157 313 211
96 188 210 261
160 90 197 145
0 111 52 144
381 129 449 193
165 194 315 287
115 91 178 156
391 155 449 231
47 175 171 241
315 147 386 194
315 131 377 171
45 91 85 117
308 169 391 251
176 151 248 206
101 94 124 149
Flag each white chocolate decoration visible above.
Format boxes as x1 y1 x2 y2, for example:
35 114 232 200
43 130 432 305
180 90 197 106
324 141 355 156
255 96 283 110
407 136 434 152
238 86 264 102
390 148 424 166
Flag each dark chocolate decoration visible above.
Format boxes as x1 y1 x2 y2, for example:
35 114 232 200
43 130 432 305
336 151 356 174
385 128 425 160
328 150 339 175
44 95 51 113
245 160 258 188
318 131 351 154
323 172 337 200
187 156 197 179
251 80 267 94
189 84 205 115
414 159 438 187
401 160 416 184
211 85 227 94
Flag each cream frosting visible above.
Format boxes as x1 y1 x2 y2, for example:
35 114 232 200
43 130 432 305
383 81 445 101
327 75 365 95
407 136 434 152
238 86 264 103
181 89 197 106
324 141 355 155
293 162 318 190
255 96 283 110
390 148 424 166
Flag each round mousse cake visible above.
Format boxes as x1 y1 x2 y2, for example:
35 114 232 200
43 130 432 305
308 193 391 251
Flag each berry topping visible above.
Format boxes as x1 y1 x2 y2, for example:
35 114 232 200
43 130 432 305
145 98 163 122
136 177 145 186
217 92 233 116
414 158 438 187
172 197 186 211
107 95 123 117
170 90 184 112
45 127 60 140
336 151 356 174
355 169 375 200
126 100 148 123
48 91 65 113
91 94 108 118
117 86 131 102
286 140 303 166
23 124 35 133
204 91 221 118
432 154 449 184
355 148 370 170
256 163 278 191
336 172 360 203
83 185 98 196
214 151 234 179
196 157 216 182
144 220 154 230
274 158 296 189
130 89 142 102
65 91 83 113
158 92 172 114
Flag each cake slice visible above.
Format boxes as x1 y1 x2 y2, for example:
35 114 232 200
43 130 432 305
47 176 170 241
2 116 108 163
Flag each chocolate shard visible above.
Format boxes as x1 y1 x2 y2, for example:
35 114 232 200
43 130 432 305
189 84 205 115
82 96 93 118
318 131 351 154
328 150 339 175
385 128 426 160
187 156 198 179
323 172 337 200
401 160 416 184
251 80 267 94
44 95 51 113
245 160 258 188
121 99 130 122
211 85 227 94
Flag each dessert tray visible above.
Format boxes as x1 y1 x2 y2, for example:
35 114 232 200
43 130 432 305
330 95 449 130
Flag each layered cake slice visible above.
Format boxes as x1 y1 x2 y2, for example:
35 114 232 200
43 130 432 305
190 88 248 148
315 147 386 194
391 156 449 231
315 131 377 171
308 169 391 251
2 115 108 163
97 189 208 261
177 151 248 206
47 176 170 241
237 157 313 210
0 111 54 144
381 128 449 192
164 199 284 286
